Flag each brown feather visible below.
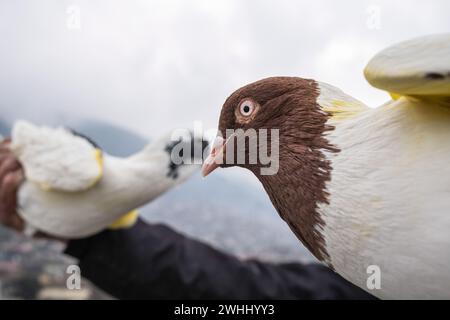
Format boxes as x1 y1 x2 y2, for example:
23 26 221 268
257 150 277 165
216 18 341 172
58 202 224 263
217 77 339 262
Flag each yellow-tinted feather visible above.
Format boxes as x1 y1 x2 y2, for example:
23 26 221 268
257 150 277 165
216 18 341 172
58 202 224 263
109 210 139 230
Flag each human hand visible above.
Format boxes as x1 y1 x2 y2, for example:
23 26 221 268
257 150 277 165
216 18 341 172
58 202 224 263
0 138 25 231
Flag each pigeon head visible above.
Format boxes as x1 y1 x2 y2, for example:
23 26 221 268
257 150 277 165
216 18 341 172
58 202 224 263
202 77 336 176
202 76 339 261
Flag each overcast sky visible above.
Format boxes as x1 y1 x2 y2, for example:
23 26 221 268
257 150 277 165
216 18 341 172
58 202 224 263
1 0 449 139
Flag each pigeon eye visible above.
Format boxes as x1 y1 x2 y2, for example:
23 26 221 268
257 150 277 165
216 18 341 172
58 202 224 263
239 100 255 117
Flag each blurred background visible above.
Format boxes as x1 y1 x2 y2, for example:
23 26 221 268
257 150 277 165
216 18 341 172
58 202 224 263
1 0 449 266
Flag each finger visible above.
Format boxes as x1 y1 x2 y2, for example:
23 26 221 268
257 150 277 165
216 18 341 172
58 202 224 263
0 145 11 156
1 170 23 206
0 138 11 151
0 156 20 182
0 153 21 176
0 150 18 162
0 170 24 230
0 154 10 163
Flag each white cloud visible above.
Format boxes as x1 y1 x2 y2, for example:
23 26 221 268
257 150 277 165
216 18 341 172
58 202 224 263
314 36 385 107
0 0 449 138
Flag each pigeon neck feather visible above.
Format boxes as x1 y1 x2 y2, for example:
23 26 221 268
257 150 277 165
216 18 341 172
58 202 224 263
253 82 339 263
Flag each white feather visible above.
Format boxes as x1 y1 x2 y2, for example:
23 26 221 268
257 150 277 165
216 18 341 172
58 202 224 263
11 121 102 192
364 33 450 97
317 82 450 299
12 123 202 238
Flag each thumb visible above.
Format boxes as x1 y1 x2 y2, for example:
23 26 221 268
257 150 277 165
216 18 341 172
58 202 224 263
0 169 25 231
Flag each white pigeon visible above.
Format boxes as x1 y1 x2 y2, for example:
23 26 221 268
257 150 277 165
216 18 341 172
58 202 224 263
202 34 450 299
9 120 207 238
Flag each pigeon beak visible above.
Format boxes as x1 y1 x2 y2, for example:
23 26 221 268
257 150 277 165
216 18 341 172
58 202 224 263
202 136 225 177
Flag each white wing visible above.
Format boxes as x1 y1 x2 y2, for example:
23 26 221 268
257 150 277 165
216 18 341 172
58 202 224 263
364 34 450 99
11 120 103 192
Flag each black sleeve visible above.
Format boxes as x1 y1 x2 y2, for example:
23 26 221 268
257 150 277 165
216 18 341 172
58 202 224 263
65 219 375 300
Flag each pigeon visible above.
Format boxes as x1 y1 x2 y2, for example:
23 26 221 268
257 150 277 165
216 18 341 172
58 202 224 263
202 34 450 299
8 120 208 239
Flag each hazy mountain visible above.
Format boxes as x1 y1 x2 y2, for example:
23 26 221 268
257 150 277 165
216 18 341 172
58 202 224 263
67 119 148 157
1 117 314 262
